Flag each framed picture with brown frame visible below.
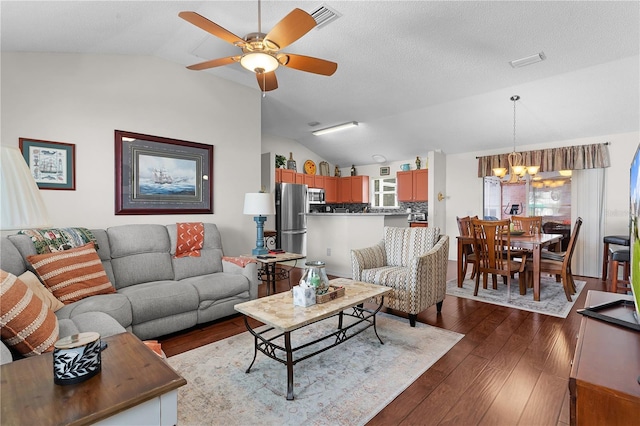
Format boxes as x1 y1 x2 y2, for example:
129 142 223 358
114 130 214 215
19 138 76 190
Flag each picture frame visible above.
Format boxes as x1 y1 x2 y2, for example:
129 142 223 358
114 130 214 215
380 166 390 176
19 138 76 190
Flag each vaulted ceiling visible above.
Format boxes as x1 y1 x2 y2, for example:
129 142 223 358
2 1 638 166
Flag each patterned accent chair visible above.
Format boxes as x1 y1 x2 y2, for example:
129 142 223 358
351 226 449 327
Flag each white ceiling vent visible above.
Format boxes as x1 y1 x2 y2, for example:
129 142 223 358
310 4 341 29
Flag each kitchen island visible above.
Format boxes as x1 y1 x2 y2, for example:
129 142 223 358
306 212 408 277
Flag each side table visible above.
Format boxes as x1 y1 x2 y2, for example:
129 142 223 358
1 332 187 425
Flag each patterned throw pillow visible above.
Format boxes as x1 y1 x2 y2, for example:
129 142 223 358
19 271 64 312
175 222 204 258
27 242 115 304
0 270 59 356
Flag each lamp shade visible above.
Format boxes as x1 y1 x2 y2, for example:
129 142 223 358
1 147 51 230
243 192 275 216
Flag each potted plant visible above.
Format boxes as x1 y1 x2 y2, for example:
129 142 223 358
275 154 286 169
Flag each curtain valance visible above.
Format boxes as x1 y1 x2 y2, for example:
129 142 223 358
477 142 611 178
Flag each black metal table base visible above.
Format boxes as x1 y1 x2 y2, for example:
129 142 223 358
243 298 386 400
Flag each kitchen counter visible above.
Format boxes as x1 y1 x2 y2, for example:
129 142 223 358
306 213 408 277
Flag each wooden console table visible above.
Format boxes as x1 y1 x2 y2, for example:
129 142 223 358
0 332 186 425
569 290 640 425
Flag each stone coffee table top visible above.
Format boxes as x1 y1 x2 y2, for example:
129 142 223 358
234 277 392 332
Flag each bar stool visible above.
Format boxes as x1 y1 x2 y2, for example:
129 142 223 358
601 235 630 280
610 249 631 293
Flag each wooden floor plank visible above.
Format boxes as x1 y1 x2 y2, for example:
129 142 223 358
518 372 568 425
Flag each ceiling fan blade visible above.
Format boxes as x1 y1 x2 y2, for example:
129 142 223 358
257 71 278 92
187 56 238 71
265 9 316 50
280 54 337 76
179 11 245 47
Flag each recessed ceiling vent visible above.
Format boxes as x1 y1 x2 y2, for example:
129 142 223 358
310 4 341 29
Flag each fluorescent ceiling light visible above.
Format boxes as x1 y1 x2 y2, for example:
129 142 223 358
312 121 358 136
509 51 546 68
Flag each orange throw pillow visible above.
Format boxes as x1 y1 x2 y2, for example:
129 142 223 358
27 242 115 304
175 222 204 258
0 270 59 356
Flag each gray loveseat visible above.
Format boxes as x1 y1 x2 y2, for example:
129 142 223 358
1 223 258 363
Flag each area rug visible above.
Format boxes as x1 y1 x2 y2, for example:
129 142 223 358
167 312 463 426
446 275 586 318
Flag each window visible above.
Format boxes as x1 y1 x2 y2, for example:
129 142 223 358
372 177 398 208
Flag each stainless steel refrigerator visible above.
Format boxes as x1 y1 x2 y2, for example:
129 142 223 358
276 183 308 255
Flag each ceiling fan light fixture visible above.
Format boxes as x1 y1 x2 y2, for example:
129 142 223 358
240 52 279 73
312 121 358 136
372 154 386 163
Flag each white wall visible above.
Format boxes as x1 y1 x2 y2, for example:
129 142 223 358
445 131 638 276
1 52 262 256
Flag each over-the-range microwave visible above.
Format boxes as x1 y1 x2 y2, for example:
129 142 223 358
308 188 326 204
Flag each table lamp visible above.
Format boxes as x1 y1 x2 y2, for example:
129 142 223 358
243 192 275 255
1 146 51 230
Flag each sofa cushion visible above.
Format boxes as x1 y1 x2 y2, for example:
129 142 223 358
185 272 251 306
19 271 64 312
108 225 174 289
118 280 199 325
0 270 58 356
168 223 224 280
18 227 99 254
384 226 440 267
55 294 133 329
27 243 116 304
0 236 29 277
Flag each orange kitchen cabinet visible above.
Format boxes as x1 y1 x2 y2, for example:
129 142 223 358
337 176 369 203
303 174 314 187
277 169 296 184
397 169 428 202
409 222 428 227
325 177 338 203
295 173 304 184
313 175 325 189
350 176 369 203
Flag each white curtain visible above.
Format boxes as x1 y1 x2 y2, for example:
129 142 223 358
572 168 606 277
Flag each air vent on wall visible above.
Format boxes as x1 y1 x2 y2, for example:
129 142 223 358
310 4 341 29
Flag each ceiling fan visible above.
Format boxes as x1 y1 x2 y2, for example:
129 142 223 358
179 1 337 92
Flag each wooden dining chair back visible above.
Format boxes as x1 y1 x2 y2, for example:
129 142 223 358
471 218 527 298
511 216 543 235
530 217 583 301
457 215 478 280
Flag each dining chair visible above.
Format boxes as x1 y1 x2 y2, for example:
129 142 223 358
511 216 542 235
456 215 478 281
470 218 528 298
526 217 583 301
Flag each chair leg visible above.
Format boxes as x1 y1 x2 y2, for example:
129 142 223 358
461 260 468 280
612 259 619 293
561 270 572 302
474 272 481 296
602 241 610 280
409 314 417 327
470 263 477 279
436 301 443 313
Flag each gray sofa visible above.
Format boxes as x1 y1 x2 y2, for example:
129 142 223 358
1 223 258 363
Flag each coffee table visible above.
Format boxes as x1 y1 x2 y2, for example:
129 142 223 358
0 332 186 425
234 277 393 400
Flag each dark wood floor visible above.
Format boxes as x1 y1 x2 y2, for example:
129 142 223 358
158 261 610 425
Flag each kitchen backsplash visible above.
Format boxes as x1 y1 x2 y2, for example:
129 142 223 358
310 201 428 215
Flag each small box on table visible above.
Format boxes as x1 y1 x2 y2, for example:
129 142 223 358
293 286 316 307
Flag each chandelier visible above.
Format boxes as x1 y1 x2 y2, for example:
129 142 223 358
493 95 539 183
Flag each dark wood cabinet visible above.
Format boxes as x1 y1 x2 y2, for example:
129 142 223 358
569 290 640 425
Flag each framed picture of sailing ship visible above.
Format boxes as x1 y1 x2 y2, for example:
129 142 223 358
19 138 76 190
115 130 213 215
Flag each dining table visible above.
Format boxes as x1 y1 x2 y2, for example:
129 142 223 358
456 233 562 301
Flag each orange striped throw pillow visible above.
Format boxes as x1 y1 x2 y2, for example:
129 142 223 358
0 270 59 356
27 242 115 305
